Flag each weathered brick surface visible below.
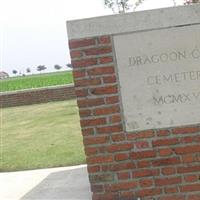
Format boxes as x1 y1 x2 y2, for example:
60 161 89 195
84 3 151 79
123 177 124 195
0 85 75 108
69 36 200 200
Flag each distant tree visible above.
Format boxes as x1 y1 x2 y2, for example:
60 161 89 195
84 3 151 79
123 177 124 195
104 0 199 14
12 70 18 75
168 0 200 6
26 68 31 73
184 0 200 4
104 0 146 13
66 63 72 69
172 0 177 6
37 65 46 73
54 64 62 70
132 0 146 11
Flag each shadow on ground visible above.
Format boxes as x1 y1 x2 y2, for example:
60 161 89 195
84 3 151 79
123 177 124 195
20 167 92 200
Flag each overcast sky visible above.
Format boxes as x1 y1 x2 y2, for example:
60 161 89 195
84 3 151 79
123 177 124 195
0 0 184 75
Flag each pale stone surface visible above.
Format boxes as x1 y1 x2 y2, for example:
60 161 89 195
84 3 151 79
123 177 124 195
0 165 91 200
114 24 200 131
67 4 200 132
67 4 200 40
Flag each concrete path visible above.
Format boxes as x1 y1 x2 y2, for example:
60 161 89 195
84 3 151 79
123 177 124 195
0 165 92 200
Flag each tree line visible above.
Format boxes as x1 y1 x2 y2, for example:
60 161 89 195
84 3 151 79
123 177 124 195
12 64 72 76
12 0 199 76
104 0 200 13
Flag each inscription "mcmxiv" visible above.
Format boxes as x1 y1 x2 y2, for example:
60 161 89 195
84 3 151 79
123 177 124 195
153 92 200 105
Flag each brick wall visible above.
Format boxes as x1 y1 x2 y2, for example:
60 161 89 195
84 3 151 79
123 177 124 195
0 85 75 108
69 36 200 200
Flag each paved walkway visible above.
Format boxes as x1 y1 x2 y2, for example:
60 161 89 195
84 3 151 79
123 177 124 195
0 165 92 200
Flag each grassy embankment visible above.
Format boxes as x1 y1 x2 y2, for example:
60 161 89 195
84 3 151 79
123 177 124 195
0 100 85 172
0 71 73 92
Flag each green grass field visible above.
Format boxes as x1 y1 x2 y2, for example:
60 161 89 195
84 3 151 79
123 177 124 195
0 100 85 172
0 71 73 92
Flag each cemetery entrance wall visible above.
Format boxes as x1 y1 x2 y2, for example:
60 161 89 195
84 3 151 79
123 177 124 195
67 4 200 200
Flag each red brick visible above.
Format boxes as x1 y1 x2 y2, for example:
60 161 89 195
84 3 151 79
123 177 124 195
107 143 133 153
109 115 121 124
99 56 113 64
114 153 129 161
70 50 82 58
90 85 118 95
127 130 154 140
188 194 200 200
195 153 200 161
72 58 97 68
159 195 185 200
82 128 94 136
75 88 88 97
111 133 125 142
88 165 100 173
81 118 106 127
94 105 120 116
180 136 193 143
152 138 179 147
93 193 118 200
157 130 171 137
79 109 92 118
155 177 182 186
184 175 198 183
194 135 200 142
117 172 130 180
83 136 109 145
91 184 104 193
77 98 104 108
108 181 137 192
87 66 114 76
109 162 136 171
98 36 111 44
85 147 98 156
177 165 200 173
120 191 134 199
130 150 156 159
161 167 176 175
174 145 200 154
97 124 123 134
84 46 112 56
73 69 85 78
87 155 113 164
172 126 200 134
159 148 173 156
139 179 153 187
69 38 96 49
105 96 119 104
181 154 195 163
137 160 151 168
75 78 101 87
98 146 107 154
152 157 180 166
135 141 149 149
85 146 98 156
90 174 114 183
103 75 116 84
180 183 200 192
133 169 159 178
136 188 161 197
164 186 178 194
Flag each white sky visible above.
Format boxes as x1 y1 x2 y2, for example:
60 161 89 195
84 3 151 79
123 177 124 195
0 0 184 75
